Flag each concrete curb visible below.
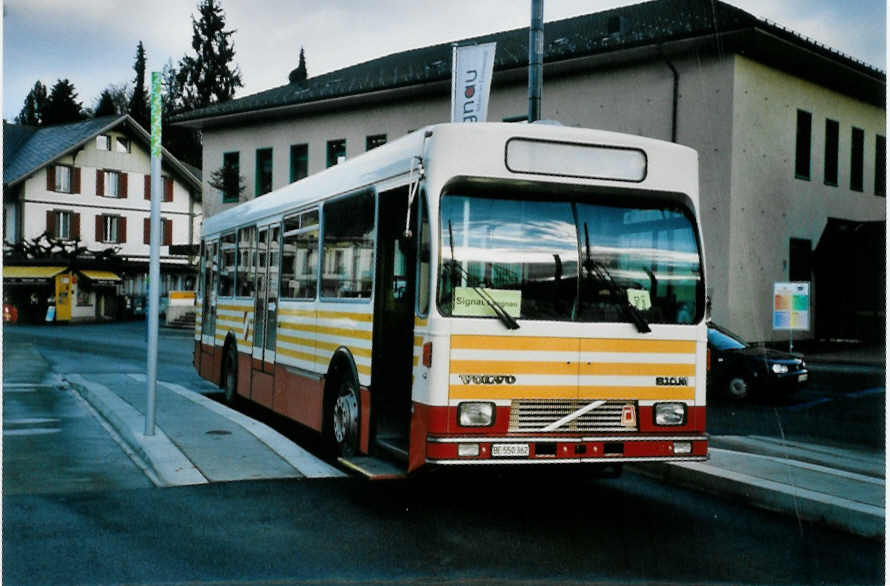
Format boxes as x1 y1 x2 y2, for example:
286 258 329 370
66 374 208 487
632 452 884 540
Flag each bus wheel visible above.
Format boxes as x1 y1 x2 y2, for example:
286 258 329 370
330 377 360 458
222 344 238 405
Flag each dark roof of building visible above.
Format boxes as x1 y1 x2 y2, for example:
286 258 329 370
3 115 202 193
173 0 885 127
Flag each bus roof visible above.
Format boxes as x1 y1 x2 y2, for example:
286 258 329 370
202 122 698 238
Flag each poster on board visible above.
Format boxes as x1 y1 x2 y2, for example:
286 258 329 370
773 282 810 331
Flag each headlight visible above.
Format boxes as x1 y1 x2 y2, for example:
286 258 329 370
771 363 789 374
458 402 495 427
654 402 687 426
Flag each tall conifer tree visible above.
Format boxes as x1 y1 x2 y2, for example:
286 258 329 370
128 41 150 129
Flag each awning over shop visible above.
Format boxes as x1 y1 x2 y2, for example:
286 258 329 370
2 265 67 284
78 270 122 286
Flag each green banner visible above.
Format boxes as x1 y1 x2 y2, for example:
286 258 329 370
151 72 162 156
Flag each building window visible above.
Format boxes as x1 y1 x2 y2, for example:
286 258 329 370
143 218 173 245
98 169 126 197
875 135 885 197
97 135 111 151
366 134 387 151
221 152 240 203
97 215 125 244
851 127 864 192
55 165 72 193
47 210 78 240
115 136 131 153
290 144 308 182
326 139 346 168
256 147 273 196
794 110 811 180
824 119 839 186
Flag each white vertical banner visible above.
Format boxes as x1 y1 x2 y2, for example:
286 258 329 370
451 42 497 123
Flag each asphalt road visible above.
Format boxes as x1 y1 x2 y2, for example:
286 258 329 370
2 321 884 584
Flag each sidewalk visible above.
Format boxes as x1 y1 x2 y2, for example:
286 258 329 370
635 435 885 539
66 372 344 486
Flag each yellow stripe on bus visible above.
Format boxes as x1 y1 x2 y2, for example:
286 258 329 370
451 336 578 352
315 340 372 358
580 363 696 376
580 339 696 354
450 385 695 401
450 360 577 376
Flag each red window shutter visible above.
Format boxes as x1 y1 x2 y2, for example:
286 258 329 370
164 178 173 202
163 218 172 246
47 166 56 191
120 172 128 197
96 215 104 242
144 175 151 200
72 213 81 240
144 218 150 245
72 168 81 194
46 210 56 237
96 170 104 196
119 217 127 243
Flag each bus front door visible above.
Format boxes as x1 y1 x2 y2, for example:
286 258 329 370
371 187 418 460
250 226 279 408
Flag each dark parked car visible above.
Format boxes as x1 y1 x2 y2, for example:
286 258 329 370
707 323 808 400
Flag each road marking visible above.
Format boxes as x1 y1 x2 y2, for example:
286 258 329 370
3 428 61 436
847 387 885 398
5 417 60 426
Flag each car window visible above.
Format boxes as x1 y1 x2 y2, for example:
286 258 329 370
708 326 747 350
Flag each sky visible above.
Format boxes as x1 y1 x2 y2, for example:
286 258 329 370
2 0 886 122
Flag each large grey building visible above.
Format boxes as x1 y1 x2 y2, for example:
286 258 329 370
173 0 886 343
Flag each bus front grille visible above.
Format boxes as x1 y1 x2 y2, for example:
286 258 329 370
508 399 637 433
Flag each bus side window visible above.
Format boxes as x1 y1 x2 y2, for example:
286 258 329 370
281 210 319 299
237 226 256 297
417 193 430 315
322 192 374 299
197 240 206 300
219 232 236 297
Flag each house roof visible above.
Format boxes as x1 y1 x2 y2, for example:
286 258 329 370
3 115 202 194
173 0 885 129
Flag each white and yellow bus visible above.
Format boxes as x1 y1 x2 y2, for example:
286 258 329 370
194 122 708 475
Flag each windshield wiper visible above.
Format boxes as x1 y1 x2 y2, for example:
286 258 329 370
447 220 520 330
582 222 651 334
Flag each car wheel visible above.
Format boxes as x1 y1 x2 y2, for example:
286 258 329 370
222 344 238 405
726 376 749 400
329 377 360 458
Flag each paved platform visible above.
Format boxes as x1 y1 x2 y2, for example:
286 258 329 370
65 372 344 486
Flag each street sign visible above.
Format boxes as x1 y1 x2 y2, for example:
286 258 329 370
773 282 810 331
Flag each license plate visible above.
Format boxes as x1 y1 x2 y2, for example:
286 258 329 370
492 443 530 458
798 373 808 382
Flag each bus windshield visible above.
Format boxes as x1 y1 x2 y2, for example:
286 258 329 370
438 191 703 325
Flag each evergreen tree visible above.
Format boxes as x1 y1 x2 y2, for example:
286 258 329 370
177 0 243 111
93 89 119 117
15 81 49 126
288 47 307 84
43 79 86 126
128 41 150 129
91 83 130 117
160 60 202 168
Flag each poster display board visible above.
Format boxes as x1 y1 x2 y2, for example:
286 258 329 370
773 282 810 331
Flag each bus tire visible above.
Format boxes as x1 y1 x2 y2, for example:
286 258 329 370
222 342 238 405
328 376 360 458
